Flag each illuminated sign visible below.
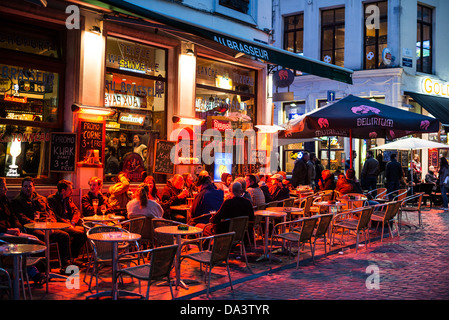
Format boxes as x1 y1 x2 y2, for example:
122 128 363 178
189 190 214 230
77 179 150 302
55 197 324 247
105 93 142 108
118 113 145 126
422 78 449 97
4 93 27 103
212 119 232 131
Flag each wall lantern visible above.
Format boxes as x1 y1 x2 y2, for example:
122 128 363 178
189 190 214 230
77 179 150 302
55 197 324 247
72 103 115 116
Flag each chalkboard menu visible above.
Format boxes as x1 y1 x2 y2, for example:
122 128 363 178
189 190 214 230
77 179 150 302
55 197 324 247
50 133 76 172
154 140 175 175
77 121 104 166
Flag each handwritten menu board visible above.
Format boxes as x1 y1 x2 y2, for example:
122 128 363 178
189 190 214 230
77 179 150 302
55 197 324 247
49 133 76 172
428 148 439 168
77 121 104 165
154 140 175 175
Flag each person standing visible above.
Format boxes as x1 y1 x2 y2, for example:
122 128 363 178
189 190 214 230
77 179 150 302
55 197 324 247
438 157 449 211
361 150 380 194
411 154 422 182
385 153 403 199
291 151 310 188
104 146 120 175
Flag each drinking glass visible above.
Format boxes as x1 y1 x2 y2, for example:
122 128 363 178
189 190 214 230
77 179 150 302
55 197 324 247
34 212 40 222
101 205 107 217
92 199 99 216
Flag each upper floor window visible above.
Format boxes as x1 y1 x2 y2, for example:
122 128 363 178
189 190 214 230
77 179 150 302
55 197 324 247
416 4 433 74
364 1 388 69
321 8 345 67
284 14 304 55
219 0 249 14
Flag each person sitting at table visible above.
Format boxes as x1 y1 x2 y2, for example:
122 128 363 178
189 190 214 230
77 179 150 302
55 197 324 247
0 177 47 286
336 168 363 195
47 180 87 265
182 172 197 198
215 172 232 193
127 183 163 219
198 182 254 237
190 174 224 225
318 169 336 191
144 175 161 202
269 174 290 202
257 172 272 203
107 172 131 209
81 177 109 217
245 174 265 207
425 166 438 192
11 177 72 274
161 174 189 222
234 177 252 203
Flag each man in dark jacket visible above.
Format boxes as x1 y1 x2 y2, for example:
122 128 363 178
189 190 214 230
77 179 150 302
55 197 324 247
47 180 87 263
202 182 254 236
190 175 224 225
161 174 189 222
385 153 403 199
269 174 290 202
291 151 310 188
11 177 72 273
361 150 380 194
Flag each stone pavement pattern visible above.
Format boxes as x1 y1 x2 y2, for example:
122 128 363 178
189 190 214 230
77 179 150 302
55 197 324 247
12 207 449 301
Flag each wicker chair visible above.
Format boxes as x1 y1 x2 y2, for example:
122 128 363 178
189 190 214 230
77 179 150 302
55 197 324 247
311 213 334 262
151 218 182 247
400 192 424 229
270 216 319 268
366 188 387 200
0 267 12 300
331 206 374 253
370 201 401 242
85 226 141 293
225 216 251 272
117 244 178 299
179 232 235 298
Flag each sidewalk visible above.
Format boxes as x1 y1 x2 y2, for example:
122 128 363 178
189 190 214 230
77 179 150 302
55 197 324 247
15 206 449 301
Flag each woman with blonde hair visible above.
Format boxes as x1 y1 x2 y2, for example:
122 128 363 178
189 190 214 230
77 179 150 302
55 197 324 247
127 183 163 219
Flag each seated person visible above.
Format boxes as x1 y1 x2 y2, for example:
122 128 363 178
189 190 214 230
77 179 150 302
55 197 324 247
257 172 272 203
190 175 224 225
234 177 252 203
318 169 336 191
182 172 197 198
144 175 161 202
107 172 131 209
425 166 438 191
336 169 363 195
11 177 72 274
127 183 163 219
269 174 290 202
81 177 109 216
161 174 189 222
47 180 87 264
215 172 232 193
198 182 254 237
245 174 265 207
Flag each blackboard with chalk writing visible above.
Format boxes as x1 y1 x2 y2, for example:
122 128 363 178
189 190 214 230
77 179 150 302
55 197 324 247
78 121 104 165
50 133 76 172
154 140 175 175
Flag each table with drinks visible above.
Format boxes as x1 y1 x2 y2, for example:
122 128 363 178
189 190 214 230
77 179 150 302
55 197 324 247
83 199 124 223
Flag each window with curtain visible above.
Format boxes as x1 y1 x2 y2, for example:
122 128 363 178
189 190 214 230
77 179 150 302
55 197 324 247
416 4 433 74
364 1 388 69
321 7 345 67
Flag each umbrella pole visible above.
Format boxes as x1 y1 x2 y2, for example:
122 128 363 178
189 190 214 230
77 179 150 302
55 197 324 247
350 129 353 169
410 151 414 195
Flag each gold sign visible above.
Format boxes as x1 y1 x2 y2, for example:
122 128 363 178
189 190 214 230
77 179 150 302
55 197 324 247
118 113 145 126
422 78 449 97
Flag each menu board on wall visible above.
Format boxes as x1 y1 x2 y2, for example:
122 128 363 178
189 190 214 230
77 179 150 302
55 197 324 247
49 133 76 172
77 120 104 166
154 140 175 175
428 148 439 168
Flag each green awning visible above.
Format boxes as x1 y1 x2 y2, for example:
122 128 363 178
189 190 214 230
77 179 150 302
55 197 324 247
82 0 353 84
406 91 449 126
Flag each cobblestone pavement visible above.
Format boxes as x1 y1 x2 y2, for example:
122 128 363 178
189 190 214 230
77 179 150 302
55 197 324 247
6 207 449 306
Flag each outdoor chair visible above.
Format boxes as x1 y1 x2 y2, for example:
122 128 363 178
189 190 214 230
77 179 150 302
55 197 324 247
310 213 334 262
0 267 12 300
384 188 408 201
341 193 369 209
400 192 424 229
331 206 374 253
114 216 147 250
366 187 387 200
249 204 266 249
117 244 178 300
370 201 401 242
151 218 182 247
283 197 295 207
225 216 251 272
85 226 142 293
270 216 318 268
419 183 436 207
179 232 235 298
266 200 284 208
294 195 314 218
